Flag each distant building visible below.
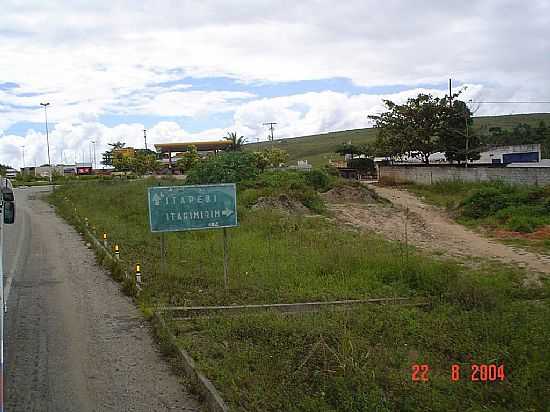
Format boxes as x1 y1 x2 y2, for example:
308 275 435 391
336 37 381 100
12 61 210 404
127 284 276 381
474 144 541 164
63 165 77 175
5 168 17 178
34 165 64 178
75 163 93 175
287 160 312 171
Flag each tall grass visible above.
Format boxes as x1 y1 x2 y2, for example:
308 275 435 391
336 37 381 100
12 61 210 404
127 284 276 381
50 178 477 307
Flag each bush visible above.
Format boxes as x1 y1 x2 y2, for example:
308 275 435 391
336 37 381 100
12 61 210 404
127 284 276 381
304 169 330 191
460 183 550 232
186 152 260 184
461 185 512 218
347 157 375 174
239 170 327 213
507 216 539 233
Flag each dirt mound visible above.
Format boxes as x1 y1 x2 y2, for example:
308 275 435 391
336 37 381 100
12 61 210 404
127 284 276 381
493 226 550 240
321 184 379 204
252 195 310 214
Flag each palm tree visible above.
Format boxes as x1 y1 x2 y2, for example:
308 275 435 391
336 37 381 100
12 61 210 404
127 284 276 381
224 131 246 151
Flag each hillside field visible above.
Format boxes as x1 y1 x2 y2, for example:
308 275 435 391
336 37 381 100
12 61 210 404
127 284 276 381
245 113 550 167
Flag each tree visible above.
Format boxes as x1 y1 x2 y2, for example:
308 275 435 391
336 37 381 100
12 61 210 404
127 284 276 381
369 93 480 164
224 131 246 151
175 145 200 173
186 152 259 184
261 148 289 167
481 121 550 159
439 100 481 163
369 94 451 163
251 151 270 172
335 143 364 159
112 154 133 172
102 141 126 166
0 164 12 175
113 152 160 175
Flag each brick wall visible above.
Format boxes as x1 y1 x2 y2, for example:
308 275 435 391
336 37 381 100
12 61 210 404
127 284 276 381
379 165 550 186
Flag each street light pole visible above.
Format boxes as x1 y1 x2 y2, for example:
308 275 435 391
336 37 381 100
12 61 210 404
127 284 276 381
40 102 52 183
91 140 96 170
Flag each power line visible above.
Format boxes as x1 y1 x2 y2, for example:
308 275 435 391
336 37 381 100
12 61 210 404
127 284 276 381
469 100 550 104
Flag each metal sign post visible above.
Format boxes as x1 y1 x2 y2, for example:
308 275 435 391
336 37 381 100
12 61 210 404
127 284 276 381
148 183 238 289
223 228 229 289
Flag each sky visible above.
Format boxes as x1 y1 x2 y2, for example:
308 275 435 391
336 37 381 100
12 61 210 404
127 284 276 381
1 0 549 169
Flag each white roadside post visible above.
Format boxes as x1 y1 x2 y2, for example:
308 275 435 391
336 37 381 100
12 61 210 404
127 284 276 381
135 264 142 290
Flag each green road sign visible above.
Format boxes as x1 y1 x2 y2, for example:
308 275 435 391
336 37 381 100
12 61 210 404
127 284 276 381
148 183 238 232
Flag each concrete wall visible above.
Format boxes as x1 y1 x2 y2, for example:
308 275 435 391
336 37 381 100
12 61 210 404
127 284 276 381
379 165 550 186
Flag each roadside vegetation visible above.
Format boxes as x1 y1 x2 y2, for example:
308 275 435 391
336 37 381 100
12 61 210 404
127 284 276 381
48 151 550 411
407 181 550 254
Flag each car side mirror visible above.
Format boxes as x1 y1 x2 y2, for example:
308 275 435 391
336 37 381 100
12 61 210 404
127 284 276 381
3 201 15 224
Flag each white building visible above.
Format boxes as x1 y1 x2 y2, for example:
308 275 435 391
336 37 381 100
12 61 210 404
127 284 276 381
474 144 541 164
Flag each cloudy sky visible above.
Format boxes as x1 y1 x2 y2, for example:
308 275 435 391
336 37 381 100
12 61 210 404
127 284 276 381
1 0 549 168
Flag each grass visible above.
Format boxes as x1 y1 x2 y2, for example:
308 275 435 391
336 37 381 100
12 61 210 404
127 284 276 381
173 298 550 412
244 113 550 167
245 128 378 167
50 178 462 307
48 176 550 411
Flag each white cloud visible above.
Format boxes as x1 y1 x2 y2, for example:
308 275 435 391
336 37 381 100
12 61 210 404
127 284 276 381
1 85 493 168
1 1 549 168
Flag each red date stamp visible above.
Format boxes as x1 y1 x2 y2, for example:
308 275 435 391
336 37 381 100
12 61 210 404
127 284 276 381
411 364 506 382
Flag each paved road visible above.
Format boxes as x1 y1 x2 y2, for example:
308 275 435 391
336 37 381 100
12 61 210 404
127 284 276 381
3 186 200 411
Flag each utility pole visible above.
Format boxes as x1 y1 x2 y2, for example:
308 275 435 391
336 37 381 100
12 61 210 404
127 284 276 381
448 78 452 107
263 122 277 147
464 100 470 169
21 146 25 171
40 102 52 183
144 129 148 150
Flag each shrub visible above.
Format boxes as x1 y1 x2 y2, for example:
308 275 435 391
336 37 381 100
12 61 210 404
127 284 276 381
347 157 375 174
459 183 550 232
507 216 538 233
461 186 511 218
186 152 260 184
304 169 330 191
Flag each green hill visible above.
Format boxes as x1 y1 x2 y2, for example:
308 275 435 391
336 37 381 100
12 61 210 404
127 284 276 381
246 128 378 167
245 113 550 167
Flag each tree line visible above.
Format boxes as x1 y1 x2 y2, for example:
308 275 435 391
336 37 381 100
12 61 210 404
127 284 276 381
337 93 550 164
100 132 290 175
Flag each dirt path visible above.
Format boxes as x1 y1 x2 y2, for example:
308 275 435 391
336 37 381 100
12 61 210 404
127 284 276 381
327 184 550 277
5 187 201 411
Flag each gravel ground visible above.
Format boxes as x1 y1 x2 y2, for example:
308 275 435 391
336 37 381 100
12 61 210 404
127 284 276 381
4 186 201 412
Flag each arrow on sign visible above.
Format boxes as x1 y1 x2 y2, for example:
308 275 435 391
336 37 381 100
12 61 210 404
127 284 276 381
152 193 162 206
221 208 233 217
